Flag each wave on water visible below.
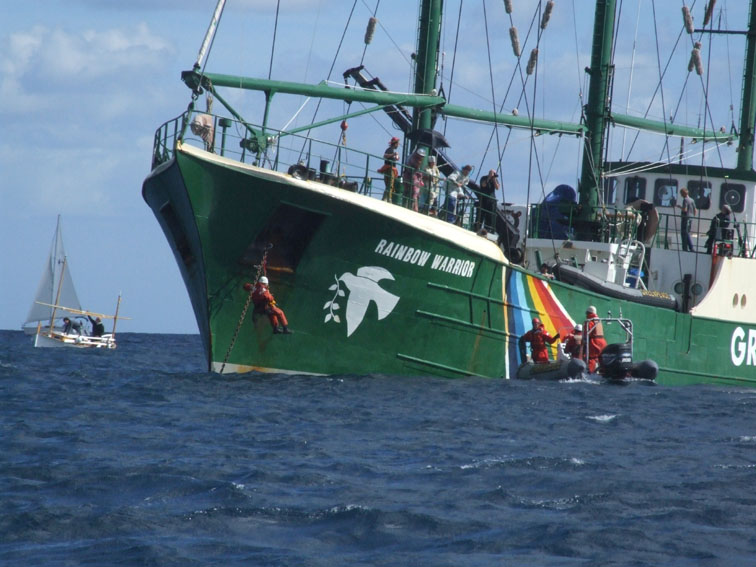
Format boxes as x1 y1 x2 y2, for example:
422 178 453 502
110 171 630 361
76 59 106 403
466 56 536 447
2 330 756 565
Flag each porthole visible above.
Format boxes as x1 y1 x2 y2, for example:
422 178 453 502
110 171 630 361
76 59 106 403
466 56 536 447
720 183 745 213
733 294 739 306
741 294 747 308
691 283 703 295
654 179 678 207
673 281 684 294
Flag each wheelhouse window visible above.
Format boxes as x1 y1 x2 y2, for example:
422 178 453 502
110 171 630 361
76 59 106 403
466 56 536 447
720 183 746 213
603 178 617 205
653 179 678 207
624 176 646 203
688 181 712 210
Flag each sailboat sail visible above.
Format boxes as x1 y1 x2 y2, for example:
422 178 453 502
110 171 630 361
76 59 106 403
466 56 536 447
24 216 82 333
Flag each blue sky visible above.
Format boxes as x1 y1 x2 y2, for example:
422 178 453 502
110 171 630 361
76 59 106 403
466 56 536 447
1 0 748 333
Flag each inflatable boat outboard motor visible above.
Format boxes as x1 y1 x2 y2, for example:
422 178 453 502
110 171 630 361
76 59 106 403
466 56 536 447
598 343 658 381
598 343 633 379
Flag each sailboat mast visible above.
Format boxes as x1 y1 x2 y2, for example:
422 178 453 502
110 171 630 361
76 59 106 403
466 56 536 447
578 0 617 223
111 294 122 340
413 0 443 135
737 0 756 172
48 256 67 335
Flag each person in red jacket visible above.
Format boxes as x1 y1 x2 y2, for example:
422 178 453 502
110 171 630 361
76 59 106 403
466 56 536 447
563 323 584 359
519 317 560 363
583 306 607 372
243 276 291 334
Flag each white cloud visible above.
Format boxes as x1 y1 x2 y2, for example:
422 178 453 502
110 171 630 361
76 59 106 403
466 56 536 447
1 23 174 109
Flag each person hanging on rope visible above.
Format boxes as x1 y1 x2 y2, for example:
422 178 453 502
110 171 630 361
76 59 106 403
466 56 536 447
243 276 291 334
379 137 400 202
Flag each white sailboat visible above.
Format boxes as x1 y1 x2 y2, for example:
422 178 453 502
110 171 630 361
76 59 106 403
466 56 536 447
23 215 81 335
26 216 122 349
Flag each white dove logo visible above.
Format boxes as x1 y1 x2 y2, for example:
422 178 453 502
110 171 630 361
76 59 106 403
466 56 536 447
324 266 400 336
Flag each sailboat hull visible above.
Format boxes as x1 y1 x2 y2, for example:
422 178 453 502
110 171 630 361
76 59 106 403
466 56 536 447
34 331 116 349
143 144 756 386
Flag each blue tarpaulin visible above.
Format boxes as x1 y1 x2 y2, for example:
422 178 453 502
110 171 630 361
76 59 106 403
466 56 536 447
537 184 577 239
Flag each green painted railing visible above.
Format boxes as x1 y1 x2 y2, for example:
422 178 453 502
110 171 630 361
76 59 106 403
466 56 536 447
151 111 498 234
527 202 756 258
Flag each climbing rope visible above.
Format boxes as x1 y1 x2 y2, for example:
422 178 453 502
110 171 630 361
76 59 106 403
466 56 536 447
219 244 272 373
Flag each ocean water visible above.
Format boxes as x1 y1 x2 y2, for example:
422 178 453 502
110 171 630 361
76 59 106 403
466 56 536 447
2 330 755 566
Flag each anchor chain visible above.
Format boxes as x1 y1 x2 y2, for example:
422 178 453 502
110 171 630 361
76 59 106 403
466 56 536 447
219 244 272 373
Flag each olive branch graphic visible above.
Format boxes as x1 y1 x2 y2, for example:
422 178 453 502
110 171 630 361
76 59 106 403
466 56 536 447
324 274 345 323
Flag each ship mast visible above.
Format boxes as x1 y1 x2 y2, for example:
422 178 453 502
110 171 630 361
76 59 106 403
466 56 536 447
413 0 443 138
737 0 756 172
579 0 756 225
578 0 616 226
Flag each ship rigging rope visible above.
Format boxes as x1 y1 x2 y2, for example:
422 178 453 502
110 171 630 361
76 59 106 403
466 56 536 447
520 1 567 258
297 0 358 159
620 0 729 174
442 0 464 138
219 244 272 374
477 3 550 212
268 0 281 80
359 0 381 66
619 0 679 163
481 0 503 187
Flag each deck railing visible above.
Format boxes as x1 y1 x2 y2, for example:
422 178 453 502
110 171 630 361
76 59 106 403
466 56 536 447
152 111 496 234
527 202 756 258
153 111 756 259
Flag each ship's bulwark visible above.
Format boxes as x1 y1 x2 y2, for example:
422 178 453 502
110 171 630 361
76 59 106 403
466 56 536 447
143 145 756 386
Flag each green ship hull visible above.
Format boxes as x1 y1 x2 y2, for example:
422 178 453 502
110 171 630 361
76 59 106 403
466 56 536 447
143 143 756 386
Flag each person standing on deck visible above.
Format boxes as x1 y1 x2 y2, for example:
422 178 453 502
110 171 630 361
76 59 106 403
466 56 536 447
379 137 400 202
402 148 426 208
443 164 472 223
704 204 733 254
678 187 697 252
424 156 441 215
477 169 499 231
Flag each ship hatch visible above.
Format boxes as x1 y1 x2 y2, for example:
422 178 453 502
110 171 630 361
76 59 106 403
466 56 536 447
238 203 326 274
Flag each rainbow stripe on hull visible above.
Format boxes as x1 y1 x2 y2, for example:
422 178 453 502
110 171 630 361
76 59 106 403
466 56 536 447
505 270 576 368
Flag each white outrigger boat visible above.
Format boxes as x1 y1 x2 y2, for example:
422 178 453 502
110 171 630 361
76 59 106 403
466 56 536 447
26 216 124 349
32 298 121 349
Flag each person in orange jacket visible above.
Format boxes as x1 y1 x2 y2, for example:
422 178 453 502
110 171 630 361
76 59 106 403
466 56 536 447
563 323 584 359
244 276 291 334
519 317 560 363
583 306 607 372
